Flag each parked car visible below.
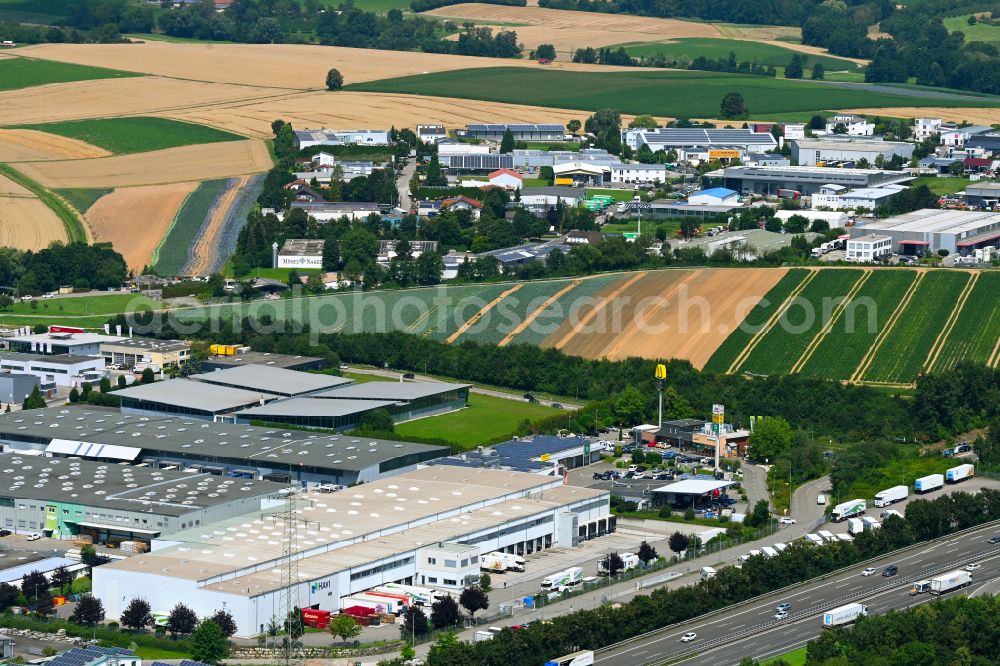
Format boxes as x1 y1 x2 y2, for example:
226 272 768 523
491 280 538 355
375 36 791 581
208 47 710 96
680 632 697 643
26 533 41 541
779 517 796 525
402 372 415 379
0 530 11 537
551 403 564 410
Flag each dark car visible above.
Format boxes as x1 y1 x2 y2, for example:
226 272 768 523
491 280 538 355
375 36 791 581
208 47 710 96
989 536 1000 544
0 530 10 537
402 372 415 379
551 403 564 410
882 565 898 577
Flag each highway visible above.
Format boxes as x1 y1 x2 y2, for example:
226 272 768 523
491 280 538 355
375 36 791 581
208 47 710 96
598 521 1000 665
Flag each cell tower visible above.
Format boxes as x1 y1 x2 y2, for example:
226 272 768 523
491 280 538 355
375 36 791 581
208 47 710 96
276 489 302 666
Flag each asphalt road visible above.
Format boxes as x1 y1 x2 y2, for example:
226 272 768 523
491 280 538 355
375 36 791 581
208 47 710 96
599 521 1000 666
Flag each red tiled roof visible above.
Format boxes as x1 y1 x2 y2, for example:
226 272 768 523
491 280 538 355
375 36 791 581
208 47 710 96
489 168 523 180
964 158 992 167
442 195 483 209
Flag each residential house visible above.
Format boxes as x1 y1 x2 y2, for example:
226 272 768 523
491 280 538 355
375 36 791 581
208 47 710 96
825 114 874 136
488 168 524 190
417 125 448 144
441 196 483 219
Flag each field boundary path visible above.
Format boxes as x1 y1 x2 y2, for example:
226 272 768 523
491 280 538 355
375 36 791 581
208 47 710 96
601 270 700 360
499 278 582 346
989 335 1000 369
789 269 871 374
725 268 817 374
552 270 647 350
446 283 524 343
850 269 925 383
923 271 980 374
184 174 252 276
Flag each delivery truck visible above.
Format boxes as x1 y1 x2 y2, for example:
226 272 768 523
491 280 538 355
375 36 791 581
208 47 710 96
823 603 868 628
598 552 640 575
375 583 438 606
486 551 526 572
481 553 509 573
861 516 881 531
930 569 972 595
874 485 908 507
540 566 584 591
911 580 932 595
946 464 974 484
804 533 824 545
915 473 944 494
760 546 779 558
831 499 866 522
818 530 836 542
700 566 717 581
847 518 865 536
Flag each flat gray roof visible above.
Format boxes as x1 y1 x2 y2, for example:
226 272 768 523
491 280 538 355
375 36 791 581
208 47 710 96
0 451 287 517
0 352 103 366
236 397 400 418
315 381 470 401
190 365 352 397
0 406 448 473
2 332 124 346
203 351 327 369
99 338 190 352
116 379 278 413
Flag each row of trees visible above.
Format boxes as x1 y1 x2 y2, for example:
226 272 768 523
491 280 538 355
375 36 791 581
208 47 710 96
0 243 127 296
426 488 1000 664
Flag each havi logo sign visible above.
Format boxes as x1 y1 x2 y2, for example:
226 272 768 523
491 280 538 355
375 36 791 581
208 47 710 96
311 580 331 593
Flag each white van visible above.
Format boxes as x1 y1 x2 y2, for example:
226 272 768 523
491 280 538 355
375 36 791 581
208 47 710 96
816 494 827 505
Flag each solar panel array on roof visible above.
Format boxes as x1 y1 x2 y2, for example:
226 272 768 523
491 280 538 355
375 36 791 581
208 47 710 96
47 647 135 666
467 124 563 131
440 154 513 170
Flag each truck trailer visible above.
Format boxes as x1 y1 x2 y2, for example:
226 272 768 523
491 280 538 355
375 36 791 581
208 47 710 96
540 567 584 590
480 554 508 573
930 570 972 595
831 499 866 522
915 474 944 493
874 485 908 507
374 583 438 606
847 518 865 536
598 552 640 575
823 603 868 628
700 566 717 581
486 551 526 572
946 464 974 484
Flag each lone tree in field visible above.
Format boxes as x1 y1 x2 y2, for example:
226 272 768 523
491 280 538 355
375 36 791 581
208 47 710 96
566 119 581 135
533 43 556 61
720 92 748 119
326 68 344 90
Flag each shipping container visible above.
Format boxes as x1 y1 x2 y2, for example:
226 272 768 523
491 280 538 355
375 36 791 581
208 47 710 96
874 485 908 507
946 464 974 484
915 474 944 493
930 569 972 594
823 603 867 627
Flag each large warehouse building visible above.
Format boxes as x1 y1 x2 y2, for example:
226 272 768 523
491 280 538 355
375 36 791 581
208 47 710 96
717 165 912 196
621 128 777 160
790 138 915 166
93 467 611 637
0 406 449 486
850 208 1000 255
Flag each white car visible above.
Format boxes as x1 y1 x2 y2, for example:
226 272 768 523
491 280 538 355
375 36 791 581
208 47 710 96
965 563 982 572
861 567 876 576
680 632 697 643
774 611 788 620
779 517 796 525
26 533 41 541
817 494 827 505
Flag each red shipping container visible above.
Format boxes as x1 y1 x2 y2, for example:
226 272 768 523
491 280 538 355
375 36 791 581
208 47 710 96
342 605 375 618
301 608 331 629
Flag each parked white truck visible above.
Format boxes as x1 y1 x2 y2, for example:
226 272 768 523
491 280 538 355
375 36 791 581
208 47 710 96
831 499 866 522
946 464 974 484
598 552 640 575
874 485 908 508
486 551 526 572
481 553 509 573
700 566 717 581
540 566 584 591
823 603 868 628
930 569 972 595
915 473 944 494
847 517 866 536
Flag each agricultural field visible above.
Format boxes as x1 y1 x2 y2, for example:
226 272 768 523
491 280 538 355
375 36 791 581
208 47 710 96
943 14 1000 45
701 268 810 374
153 179 229 276
0 129 109 162
861 270 971 383
737 269 866 376
450 278 574 345
13 117 243 155
928 272 1000 371
349 67 1000 119
798 269 917 380
186 174 264 276
0 57 140 92
395 392 558 448
0 164 86 245
621 38 861 73
0 0 80 23
55 188 112 215
506 273 630 347
0 293 162 317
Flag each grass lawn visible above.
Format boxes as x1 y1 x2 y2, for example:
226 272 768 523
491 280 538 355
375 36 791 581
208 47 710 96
943 14 1000 44
128 32 233 44
0 57 140 92
910 176 972 195
14 117 244 155
621 38 860 73
2 293 162 317
395 392 558 448
240 266 324 281
55 188 112 215
349 67 1000 119
763 646 807 666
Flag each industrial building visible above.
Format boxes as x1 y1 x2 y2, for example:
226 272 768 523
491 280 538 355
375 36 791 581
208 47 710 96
811 184 907 211
0 406 449 486
646 201 743 220
3 331 124 357
519 186 587 211
99 338 191 370
432 435 609 474
277 239 325 269
462 124 564 141
0 372 39 404
849 208 1000 255
790 138 915 167
288 201 381 222
962 182 1000 208
93 467 611 637
652 479 736 508
116 379 279 419
479 242 572 269
201 351 331 373
191 364 351 398
0 451 288 542
292 129 389 149
235 398 402 430
513 148 615 169
846 234 892 262
440 153 513 173
621 128 777 160
0 353 105 388
774 210 849 228
718 165 912 196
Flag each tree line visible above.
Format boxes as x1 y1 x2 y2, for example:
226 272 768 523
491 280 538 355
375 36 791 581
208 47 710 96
426 488 1000 664
572 46 782 77
0 242 127 296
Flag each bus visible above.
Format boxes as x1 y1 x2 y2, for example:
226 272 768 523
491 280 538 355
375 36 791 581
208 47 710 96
545 650 594 666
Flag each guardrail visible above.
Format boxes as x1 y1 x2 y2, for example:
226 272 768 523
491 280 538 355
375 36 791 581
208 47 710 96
592 517 1000 662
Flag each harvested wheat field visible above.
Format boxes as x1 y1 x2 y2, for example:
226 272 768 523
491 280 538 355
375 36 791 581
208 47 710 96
0 129 110 162
0 173 31 197
542 268 787 367
17 42 615 90
842 107 1000 126
11 139 272 189
0 75 284 126
0 196 67 251
85 181 199 270
168 91 592 138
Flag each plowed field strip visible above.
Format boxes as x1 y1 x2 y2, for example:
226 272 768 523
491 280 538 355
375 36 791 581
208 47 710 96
924 271 979 374
789 269 871 374
499 279 582 347
551 271 647 350
447 283 524 343
850 270 925 383
602 271 700 360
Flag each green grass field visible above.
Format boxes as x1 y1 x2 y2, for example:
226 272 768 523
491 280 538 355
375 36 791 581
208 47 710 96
799 269 917 380
153 179 229 275
348 67 1000 119
54 188 112 215
703 268 809 374
395 392 558 448
621 38 860 73
944 14 1000 44
14 117 243 155
932 272 1000 372
243 267 323 281
0 0 82 23
863 271 971 383
0 293 161 317
762 646 807 666
0 57 140 92
909 176 972 196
